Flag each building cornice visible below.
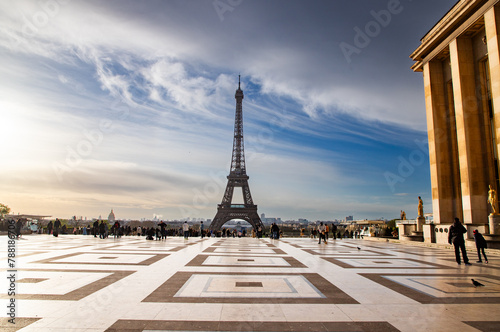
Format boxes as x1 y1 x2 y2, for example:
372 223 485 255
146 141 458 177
410 0 498 72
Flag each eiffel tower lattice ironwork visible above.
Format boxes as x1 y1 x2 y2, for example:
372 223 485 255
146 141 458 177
209 77 264 232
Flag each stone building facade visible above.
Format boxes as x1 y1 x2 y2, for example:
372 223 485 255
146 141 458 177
411 0 500 242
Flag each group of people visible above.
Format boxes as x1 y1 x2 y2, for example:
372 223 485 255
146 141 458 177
448 218 488 265
309 224 360 241
46 218 62 237
90 220 134 239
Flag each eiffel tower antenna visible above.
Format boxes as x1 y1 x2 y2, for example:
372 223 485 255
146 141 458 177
209 76 263 232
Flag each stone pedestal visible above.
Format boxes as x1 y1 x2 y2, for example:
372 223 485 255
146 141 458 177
397 221 424 242
423 223 436 243
416 216 425 232
489 214 500 235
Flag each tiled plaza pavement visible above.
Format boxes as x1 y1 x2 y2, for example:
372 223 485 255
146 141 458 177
1 235 500 332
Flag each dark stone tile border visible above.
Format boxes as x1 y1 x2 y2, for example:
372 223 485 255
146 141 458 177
463 321 500 331
186 254 307 268
32 252 169 266
143 271 358 304
105 320 399 331
203 247 287 254
322 257 453 269
303 249 393 257
102 243 188 252
211 240 273 248
17 278 49 283
0 269 134 301
390 249 454 257
0 317 41 332
100 238 207 251
280 241 303 248
360 273 500 304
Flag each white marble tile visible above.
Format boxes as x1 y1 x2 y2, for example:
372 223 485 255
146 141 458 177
281 304 351 322
335 258 437 268
175 274 324 298
220 303 286 321
386 275 500 298
202 255 291 266
52 253 155 264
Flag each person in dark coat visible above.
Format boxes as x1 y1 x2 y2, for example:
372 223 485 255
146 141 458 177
47 220 53 235
448 218 471 265
99 220 106 239
473 229 488 263
271 223 280 239
159 221 167 239
15 219 23 238
93 220 99 237
113 221 120 238
53 218 61 237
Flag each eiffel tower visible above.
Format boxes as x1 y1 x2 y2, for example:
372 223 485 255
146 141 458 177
209 76 264 232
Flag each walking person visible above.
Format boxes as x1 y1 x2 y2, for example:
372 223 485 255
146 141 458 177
113 221 120 238
317 222 327 244
473 230 488 263
53 218 61 237
200 221 204 238
93 220 99 237
271 223 280 239
99 220 106 239
15 219 23 238
159 221 167 240
448 218 471 265
183 221 189 239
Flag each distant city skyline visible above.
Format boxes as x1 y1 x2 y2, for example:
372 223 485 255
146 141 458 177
0 0 457 221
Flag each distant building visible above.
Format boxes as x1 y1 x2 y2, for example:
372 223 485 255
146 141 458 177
108 210 115 222
260 213 282 225
345 216 353 222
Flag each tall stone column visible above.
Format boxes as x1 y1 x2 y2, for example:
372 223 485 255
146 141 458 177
449 37 489 224
423 61 461 224
486 5 500 165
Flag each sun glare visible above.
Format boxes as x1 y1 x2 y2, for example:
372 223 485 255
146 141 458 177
0 101 43 164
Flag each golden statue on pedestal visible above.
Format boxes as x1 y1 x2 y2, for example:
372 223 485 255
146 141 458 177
417 196 423 217
488 185 498 215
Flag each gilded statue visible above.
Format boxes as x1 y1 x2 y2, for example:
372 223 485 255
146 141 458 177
417 196 423 217
488 185 498 215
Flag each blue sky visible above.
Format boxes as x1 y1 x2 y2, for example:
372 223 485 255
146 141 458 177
0 0 458 221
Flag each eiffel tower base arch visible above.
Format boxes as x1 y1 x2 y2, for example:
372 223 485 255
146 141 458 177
209 205 264 231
